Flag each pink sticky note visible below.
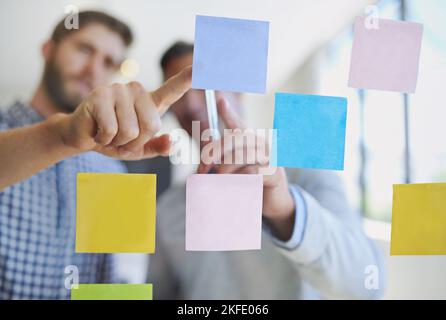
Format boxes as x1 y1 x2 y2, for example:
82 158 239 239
186 174 263 251
348 16 423 93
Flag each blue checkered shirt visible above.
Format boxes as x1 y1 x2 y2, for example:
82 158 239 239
0 102 126 299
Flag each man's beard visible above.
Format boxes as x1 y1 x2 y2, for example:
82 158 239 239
42 60 83 113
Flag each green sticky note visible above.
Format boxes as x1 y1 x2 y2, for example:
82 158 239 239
71 284 153 300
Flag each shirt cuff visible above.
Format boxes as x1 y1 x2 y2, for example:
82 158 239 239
270 185 308 250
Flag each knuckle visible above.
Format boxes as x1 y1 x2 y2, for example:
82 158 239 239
100 125 118 138
111 83 128 97
135 92 148 106
111 82 125 91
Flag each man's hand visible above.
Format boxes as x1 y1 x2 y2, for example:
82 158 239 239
55 66 192 160
197 98 296 241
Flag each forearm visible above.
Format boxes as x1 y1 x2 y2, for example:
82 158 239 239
0 113 80 190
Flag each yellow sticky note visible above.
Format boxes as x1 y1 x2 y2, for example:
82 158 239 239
391 183 446 255
76 173 156 253
71 284 153 300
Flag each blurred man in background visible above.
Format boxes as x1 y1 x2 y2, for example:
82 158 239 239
148 41 386 299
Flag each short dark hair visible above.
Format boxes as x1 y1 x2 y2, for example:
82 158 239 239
51 10 133 47
160 41 194 71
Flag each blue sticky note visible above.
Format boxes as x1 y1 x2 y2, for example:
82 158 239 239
192 15 269 93
272 93 347 170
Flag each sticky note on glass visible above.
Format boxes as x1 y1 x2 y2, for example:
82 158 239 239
192 15 269 93
186 174 263 251
348 16 423 93
76 173 156 253
71 284 152 300
391 183 446 255
271 93 347 170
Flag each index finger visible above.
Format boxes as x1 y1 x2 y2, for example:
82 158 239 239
151 65 192 115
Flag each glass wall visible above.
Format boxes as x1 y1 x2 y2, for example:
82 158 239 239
319 0 446 221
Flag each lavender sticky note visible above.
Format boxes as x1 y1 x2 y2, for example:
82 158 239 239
348 16 423 93
186 174 263 251
272 93 347 170
192 15 269 93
